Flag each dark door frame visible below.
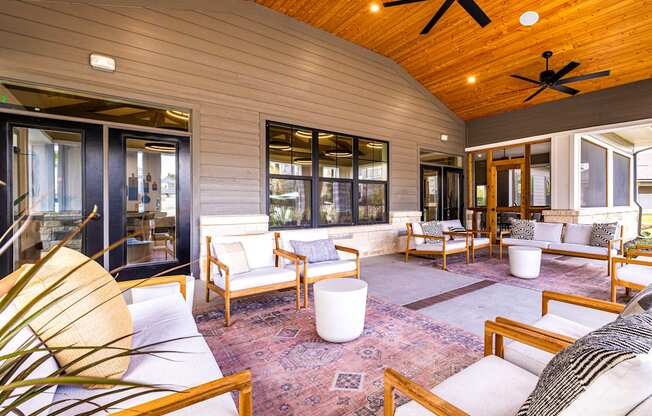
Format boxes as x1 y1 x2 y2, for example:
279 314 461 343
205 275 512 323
419 164 464 224
108 128 191 280
0 113 103 276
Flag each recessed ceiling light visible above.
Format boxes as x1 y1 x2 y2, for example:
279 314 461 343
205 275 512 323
440 134 448 142
520 11 539 26
467 75 477 84
370 3 380 13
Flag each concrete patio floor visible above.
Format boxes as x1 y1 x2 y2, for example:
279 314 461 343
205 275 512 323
194 252 615 338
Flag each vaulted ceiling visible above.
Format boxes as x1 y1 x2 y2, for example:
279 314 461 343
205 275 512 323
256 0 652 120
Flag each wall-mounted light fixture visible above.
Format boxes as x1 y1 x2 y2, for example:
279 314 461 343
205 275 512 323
440 134 449 142
89 53 116 72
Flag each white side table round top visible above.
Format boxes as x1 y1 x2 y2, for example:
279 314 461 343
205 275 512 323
508 246 542 279
313 278 368 343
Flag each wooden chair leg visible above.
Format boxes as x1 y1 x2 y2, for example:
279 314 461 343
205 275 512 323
205 285 210 303
224 293 231 327
295 281 301 310
303 279 309 308
466 248 469 264
489 243 493 257
610 261 617 302
442 253 447 271
626 287 631 297
499 244 503 260
405 250 410 263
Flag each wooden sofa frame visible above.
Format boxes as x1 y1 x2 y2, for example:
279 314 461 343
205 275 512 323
383 319 571 416
273 232 360 308
205 236 301 326
611 247 652 302
113 275 253 416
499 227 624 275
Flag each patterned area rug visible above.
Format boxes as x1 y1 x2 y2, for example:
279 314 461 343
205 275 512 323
445 252 618 300
194 292 482 415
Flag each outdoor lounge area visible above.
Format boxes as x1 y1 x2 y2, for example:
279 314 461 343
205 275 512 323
1 0 652 415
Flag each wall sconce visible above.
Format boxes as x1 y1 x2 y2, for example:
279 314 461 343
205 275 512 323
89 53 116 72
440 134 448 142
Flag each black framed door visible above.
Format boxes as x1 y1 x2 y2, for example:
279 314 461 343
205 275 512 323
420 165 442 221
443 167 464 221
420 165 464 223
108 128 190 279
0 114 103 276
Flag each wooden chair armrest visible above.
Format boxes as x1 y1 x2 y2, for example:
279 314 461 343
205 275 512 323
625 250 652 259
412 234 446 242
635 243 652 250
469 229 492 237
384 368 468 416
335 245 360 257
208 256 230 274
495 317 576 344
118 275 188 301
274 248 300 264
484 320 571 357
541 291 624 315
443 231 472 237
109 370 253 416
499 230 511 239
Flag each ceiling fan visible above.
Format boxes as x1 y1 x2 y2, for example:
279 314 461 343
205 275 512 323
383 0 491 35
511 51 611 102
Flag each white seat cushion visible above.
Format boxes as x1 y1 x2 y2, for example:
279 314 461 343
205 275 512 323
212 266 296 291
472 237 491 247
303 260 356 279
395 355 537 416
533 222 564 243
504 313 595 376
548 242 616 257
211 232 276 270
502 238 550 249
614 263 652 286
52 294 238 416
563 223 593 245
415 240 467 253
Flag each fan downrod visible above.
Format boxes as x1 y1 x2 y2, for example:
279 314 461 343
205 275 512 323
540 51 555 83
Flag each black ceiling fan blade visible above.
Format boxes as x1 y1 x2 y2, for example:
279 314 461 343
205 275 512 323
557 70 611 85
550 84 580 96
510 74 541 85
457 0 491 27
383 0 427 7
420 0 455 34
550 61 580 84
524 86 547 102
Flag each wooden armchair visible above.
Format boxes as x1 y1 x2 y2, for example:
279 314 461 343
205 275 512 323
404 223 469 270
384 320 571 416
446 229 492 262
274 231 360 308
610 247 652 302
205 234 301 326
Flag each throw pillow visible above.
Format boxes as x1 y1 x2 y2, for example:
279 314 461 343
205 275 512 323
590 222 618 248
620 283 652 318
215 242 250 275
510 219 535 240
421 221 443 243
447 225 468 241
13 247 132 384
290 239 339 263
516 312 652 416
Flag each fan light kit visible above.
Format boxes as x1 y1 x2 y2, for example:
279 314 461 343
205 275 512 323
370 3 381 12
383 0 491 35
269 140 291 151
519 11 539 26
145 142 176 153
510 51 611 102
294 157 313 165
166 109 190 121
325 150 353 157
367 142 385 149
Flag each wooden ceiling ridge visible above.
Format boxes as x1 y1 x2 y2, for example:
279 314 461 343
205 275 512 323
257 0 652 120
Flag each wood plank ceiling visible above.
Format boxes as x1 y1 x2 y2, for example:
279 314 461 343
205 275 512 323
256 0 652 120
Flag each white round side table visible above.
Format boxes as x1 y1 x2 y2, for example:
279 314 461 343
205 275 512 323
508 246 542 279
314 278 368 343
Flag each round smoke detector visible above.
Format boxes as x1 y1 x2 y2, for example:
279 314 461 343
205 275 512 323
520 11 539 26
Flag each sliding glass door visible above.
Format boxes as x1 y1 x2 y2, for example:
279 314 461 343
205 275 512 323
0 114 103 275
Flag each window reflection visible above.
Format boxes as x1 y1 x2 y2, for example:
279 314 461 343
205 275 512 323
269 178 311 228
125 138 177 264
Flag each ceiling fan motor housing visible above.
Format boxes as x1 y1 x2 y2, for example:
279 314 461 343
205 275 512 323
540 69 556 84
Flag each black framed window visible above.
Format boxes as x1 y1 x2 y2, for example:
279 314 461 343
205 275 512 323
267 122 389 229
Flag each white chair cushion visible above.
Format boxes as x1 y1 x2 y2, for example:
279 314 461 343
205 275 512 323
52 294 238 416
278 229 330 264
548 242 615 257
614 263 652 287
212 266 296 291
0 302 59 415
628 396 652 416
502 238 551 249
415 240 467 253
472 237 491 247
411 223 425 246
214 242 250 275
395 355 537 416
533 222 564 243
563 223 593 245
211 232 276 270
128 275 196 310
504 314 595 376
303 260 356 279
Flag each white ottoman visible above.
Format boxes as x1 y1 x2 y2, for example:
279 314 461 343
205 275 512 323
508 246 542 279
314 278 368 343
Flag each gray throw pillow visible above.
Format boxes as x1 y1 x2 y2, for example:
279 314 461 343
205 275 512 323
421 221 443 243
590 222 618 248
290 239 339 263
510 219 535 240
620 284 652 318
